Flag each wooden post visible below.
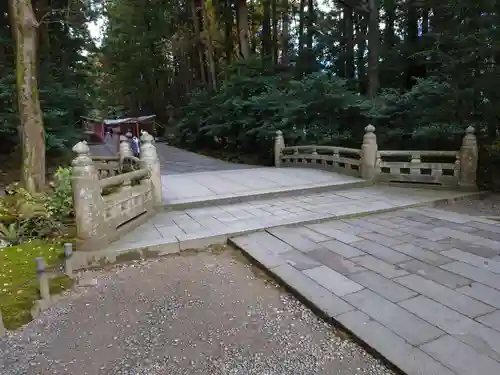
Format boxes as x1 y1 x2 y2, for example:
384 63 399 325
36 257 50 302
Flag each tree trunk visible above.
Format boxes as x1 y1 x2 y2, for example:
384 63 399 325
223 0 233 64
298 0 305 53
9 0 46 193
262 0 272 56
190 0 207 85
306 0 314 49
280 0 290 65
344 6 355 79
367 0 380 98
356 12 367 95
271 0 278 65
236 0 250 58
202 0 217 90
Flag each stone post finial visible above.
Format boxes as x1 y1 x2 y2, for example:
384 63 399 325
274 130 285 167
459 126 478 189
140 131 163 207
119 134 133 159
361 124 378 181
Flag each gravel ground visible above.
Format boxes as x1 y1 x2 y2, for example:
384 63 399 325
435 192 500 217
0 246 393 375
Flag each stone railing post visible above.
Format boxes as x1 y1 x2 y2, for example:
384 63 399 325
360 124 378 180
71 141 105 250
119 134 133 158
459 126 478 189
274 130 285 167
140 131 163 207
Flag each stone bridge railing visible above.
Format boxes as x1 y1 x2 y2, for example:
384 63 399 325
274 125 478 189
71 132 163 251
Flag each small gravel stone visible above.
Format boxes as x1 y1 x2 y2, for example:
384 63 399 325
0 247 394 375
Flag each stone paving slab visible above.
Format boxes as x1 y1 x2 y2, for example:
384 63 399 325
230 207 500 375
161 167 366 207
103 185 479 255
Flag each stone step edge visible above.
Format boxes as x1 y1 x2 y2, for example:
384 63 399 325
73 191 483 270
164 180 371 210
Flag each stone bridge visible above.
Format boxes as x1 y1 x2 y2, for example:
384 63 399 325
55 127 500 375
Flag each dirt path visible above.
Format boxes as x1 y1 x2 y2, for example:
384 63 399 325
0 247 392 375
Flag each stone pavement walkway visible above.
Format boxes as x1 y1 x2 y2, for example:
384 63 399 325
104 185 477 255
162 167 364 207
155 143 253 175
230 207 500 375
0 247 393 375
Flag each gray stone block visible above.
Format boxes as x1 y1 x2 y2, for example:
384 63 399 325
437 227 500 249
343 289 444 346
390 243 453 266
441 261 500 291
239 231 294 254
306 222 364 244
229 234 288 269
437 239 500 258
307 248 366 275
279 249 321 271
350 255 409 279
441 249 500 274
358 232 404 246
399 259 471 288
303 265 364 297
457 282 500 309
351 240 411 264
398 226 450 241
321 239 365 258
476 310 500 332
421 335 500 375
393 234 453 252
271 264 355 317
464 221 500 234
350 271 417 303
394 274 495 318
342 219 404 237
267 227 323 252
295 226 331 243
400 295 500 362
474 229 500 241
336 310 456 375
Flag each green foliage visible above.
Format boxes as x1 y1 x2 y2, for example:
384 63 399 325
174 62 473 160
0 167 76 245
371 78 465 149
47 167 74 219
174 64 370 163
0 184 62 245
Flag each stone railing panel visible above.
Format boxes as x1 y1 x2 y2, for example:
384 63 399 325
280 145 362 177
274 126 478 189
376 150 460 187
71 132 163 251
92 156 121 178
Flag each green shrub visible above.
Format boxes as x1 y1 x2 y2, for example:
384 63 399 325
47 166 74 219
